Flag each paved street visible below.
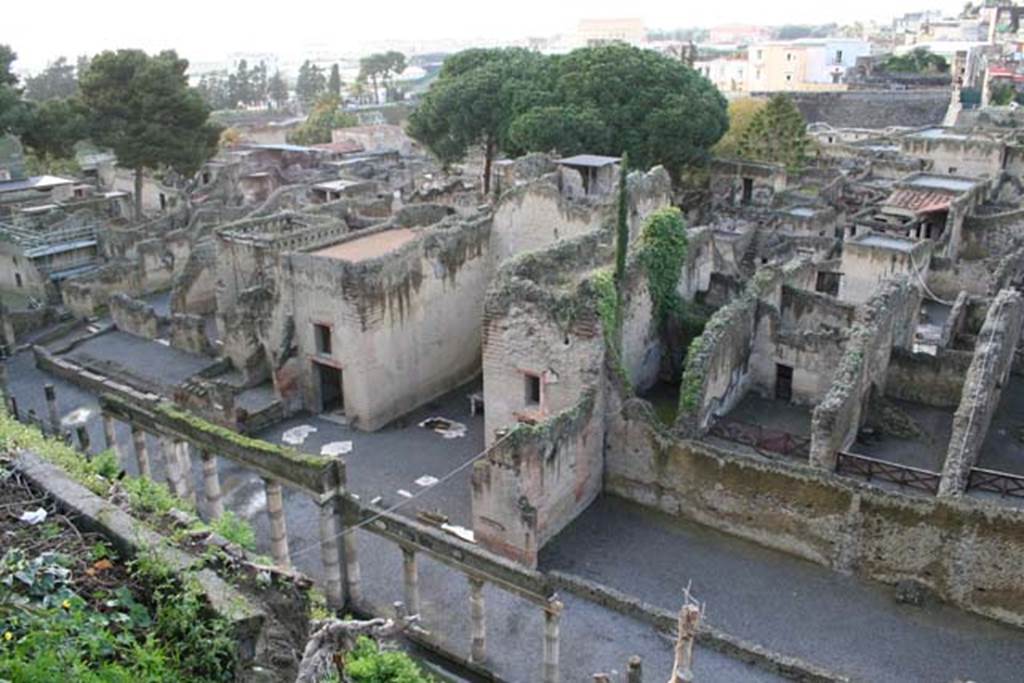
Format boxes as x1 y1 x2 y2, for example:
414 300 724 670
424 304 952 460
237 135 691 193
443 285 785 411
542 495 1024 683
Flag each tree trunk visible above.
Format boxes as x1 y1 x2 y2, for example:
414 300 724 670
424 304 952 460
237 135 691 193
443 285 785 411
134 167 144 221
483 138 495 196
371 74 379 104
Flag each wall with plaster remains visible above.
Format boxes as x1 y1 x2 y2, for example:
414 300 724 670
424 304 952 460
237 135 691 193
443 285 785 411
109 293 159 339
838 236 932 304
605 399 1024 628
281 217 492 430
810 279 921 469
884 347 974 408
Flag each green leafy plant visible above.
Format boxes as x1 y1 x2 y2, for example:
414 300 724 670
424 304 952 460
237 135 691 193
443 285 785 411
211 511 256 552
345 636 435 683
638 207 689 324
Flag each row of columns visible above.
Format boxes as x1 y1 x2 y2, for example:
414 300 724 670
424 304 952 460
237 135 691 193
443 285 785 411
19 387 565 680
397 543 563 682
109 414 295 571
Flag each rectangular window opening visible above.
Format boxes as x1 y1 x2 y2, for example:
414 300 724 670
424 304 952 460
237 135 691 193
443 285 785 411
314 323 332 355
525 373 542 407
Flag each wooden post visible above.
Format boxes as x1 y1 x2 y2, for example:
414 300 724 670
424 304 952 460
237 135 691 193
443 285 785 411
44 383 60 436
200 451 224 519
102 413 119 461
8 395 18 421
543 599 563 683
402 547 420 617
318 496 345 610
469 576 485 664
669 604 701 683
264 478 290 569
626 655 642 683
131 425 151 479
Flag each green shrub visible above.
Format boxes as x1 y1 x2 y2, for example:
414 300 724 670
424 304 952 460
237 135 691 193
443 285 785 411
345 636 435 683
211 511 256 552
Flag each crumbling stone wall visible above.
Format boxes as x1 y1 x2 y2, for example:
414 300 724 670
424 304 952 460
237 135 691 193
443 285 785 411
605 400 1024 628
170 313 214 356
109 293 160 339
962 210 1024 264
710 159 787 209
482 229 611 445
938 291 970 349
62 280 100 318
490 181 604 265
472 391 603 567
884 346 974 407
839 237 933 305
940 289 1024 496
901 135 1006 178
810 278 921 469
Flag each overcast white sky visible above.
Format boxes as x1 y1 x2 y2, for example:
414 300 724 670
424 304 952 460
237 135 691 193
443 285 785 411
6 0 966 73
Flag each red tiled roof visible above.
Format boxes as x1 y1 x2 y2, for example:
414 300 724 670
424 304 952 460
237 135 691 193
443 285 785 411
883 189 951 214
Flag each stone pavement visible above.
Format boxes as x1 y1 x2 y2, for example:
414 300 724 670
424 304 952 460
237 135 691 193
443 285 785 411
541 495 1024 683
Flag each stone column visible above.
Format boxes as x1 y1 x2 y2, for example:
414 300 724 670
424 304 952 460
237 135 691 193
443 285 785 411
469 576 486 664
75 425 90 453
0 363 9 413
543 599 563 683
176 441 196 505
44 383 60 436
343 517 362 607
626 655 642 683
263 478 290 569
131 425 151 479
102 413 119 461
160 437 187 499
402 547 420 617
200 451 224 519
317 496 345 610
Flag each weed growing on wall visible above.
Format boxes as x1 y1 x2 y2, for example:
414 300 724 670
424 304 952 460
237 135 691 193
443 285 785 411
638 207 689 324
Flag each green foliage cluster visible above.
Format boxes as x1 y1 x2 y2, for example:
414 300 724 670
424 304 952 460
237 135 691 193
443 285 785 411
195 59 276 110
408 44 728 191
0 409 117 497
0 535 235 682
287 96 359 145
343 636 435 682
295 60 329 109
358 52 408 105
736 94 812 171
989 82 1024 107
210 511 257 551
881 48 949 74
23 56 82 102
591 268 620 352
638 207 689 323
713 98 766 158
0 548 234 683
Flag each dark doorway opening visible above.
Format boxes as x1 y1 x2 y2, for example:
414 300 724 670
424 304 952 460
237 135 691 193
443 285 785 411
741 177 754 204
316 362 344 413
775 363 793 402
